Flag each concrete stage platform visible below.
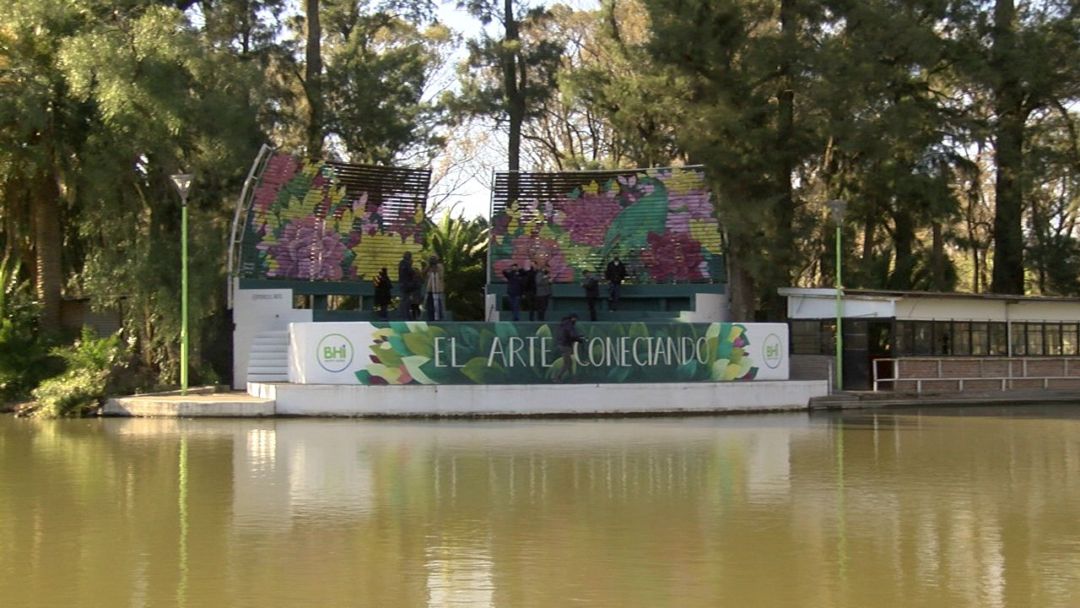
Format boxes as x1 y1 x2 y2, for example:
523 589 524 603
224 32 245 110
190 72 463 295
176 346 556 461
104 391 275 417
251 379 830 417
101 380 829 418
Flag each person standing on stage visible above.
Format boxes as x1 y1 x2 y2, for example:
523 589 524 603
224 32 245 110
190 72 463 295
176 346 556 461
533 264 552 321
425 255 446 321
373 267 393 320
605 254 627 311
582 270 600 322
398 251 419 320
502 263 524 321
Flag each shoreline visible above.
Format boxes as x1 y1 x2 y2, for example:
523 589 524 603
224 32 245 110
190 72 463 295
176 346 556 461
94 384 1080 419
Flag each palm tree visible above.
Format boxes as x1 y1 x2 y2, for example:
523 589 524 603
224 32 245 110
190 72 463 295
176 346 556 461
424 211 489 320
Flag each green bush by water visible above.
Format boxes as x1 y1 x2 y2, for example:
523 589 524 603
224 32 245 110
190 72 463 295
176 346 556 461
23 328 126 418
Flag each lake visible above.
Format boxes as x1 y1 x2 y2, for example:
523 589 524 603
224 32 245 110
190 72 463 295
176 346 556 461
2 407 1079 606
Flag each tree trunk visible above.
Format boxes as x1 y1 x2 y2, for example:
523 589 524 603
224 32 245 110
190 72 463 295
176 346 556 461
503 0 524 201
33 169 62 333
931 221 946 291
770 0 797 316
990 0 1025 294
304 0 324 158
726 251 757 322
888 209 916 290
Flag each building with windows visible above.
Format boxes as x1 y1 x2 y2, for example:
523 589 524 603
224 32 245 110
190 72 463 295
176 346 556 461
780 288 1080 392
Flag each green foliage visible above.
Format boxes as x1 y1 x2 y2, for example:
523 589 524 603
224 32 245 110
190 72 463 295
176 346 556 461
424 211 488 320
0 255 53 403
24 328 127 418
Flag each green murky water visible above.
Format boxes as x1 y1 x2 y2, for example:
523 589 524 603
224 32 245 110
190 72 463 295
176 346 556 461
2 407 1079 607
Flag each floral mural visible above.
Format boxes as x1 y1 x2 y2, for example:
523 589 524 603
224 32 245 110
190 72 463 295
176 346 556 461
241 152 427 281
490 167 723 283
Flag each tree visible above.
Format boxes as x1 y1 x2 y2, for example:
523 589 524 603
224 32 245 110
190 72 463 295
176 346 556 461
456 0 563 173
1 1 266 385
644 0 821 318
276 0 448 163
527 0 691 170
951 0 1080 293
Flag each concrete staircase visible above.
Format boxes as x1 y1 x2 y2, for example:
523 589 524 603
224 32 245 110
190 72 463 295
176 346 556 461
246 330 290 383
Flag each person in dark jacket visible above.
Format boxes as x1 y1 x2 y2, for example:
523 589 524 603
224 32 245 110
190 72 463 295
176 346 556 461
554 313 585 382
522 261 538 321
582 270 600 321
502 263 524 321
373 267 393 320
533 265 552 321
605 255 627 311
398 252 419 320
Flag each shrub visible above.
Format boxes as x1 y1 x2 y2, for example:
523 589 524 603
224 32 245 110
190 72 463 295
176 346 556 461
23 327 127 418
0 257 53 404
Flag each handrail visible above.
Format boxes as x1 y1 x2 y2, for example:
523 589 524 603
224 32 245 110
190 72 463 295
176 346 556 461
227 143 274 309
873 356 1080 393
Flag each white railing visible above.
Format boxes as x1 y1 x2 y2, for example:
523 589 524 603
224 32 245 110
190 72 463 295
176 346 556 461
872 357 1080 393
227 143 274 309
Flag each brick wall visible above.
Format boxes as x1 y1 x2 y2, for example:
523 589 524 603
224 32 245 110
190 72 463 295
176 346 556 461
888 356 1080 394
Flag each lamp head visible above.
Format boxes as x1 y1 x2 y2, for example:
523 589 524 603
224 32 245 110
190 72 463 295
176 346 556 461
171 173 193 201
826 199 847 223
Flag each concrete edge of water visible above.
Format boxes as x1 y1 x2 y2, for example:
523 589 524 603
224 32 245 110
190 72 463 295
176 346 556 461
810 389 1080 410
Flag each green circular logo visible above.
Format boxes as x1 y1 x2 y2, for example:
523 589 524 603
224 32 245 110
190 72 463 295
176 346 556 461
763 333 783 369
316 333 354 373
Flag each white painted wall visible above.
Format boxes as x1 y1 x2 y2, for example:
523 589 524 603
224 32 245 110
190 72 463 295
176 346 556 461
259 380 828 416
232 281 312 389
783 289 897 319
782 288 1080 323
680 293 730 322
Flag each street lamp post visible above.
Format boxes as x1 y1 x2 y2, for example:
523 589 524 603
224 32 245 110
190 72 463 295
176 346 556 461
826 199 847 393
171 173 193 395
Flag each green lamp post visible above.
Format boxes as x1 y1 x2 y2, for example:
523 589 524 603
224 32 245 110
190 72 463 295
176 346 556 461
826 199 847 392
171 173 193 395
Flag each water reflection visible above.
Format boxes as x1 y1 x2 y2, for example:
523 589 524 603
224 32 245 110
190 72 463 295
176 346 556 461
1 409 1079 607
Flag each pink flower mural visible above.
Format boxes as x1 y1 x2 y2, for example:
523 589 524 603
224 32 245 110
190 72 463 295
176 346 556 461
490 167 721 284
242 152 428 281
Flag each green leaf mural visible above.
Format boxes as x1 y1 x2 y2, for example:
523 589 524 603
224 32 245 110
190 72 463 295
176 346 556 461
353 321 765 386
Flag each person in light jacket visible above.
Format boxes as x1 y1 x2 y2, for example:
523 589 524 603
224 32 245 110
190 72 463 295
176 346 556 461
425 255 446 321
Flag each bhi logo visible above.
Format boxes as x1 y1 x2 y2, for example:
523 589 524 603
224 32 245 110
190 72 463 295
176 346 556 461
316 334 354 373
763 334 783 369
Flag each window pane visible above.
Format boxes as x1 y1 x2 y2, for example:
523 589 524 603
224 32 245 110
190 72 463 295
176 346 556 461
895 321 914 356
822 321 836 355
990 323 1008 356
1011 323 1026 356
1064 324 1078 356
935 321 953 355
971 322 988 356
1027 323 1044 356
954 322 971 355
1046 323 1062 356
791 320 821 355
914 322 933 355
